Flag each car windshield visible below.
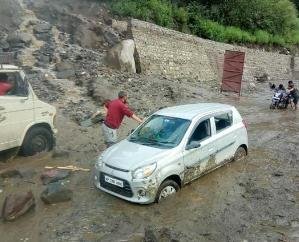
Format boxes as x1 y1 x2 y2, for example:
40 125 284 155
128 115 191 148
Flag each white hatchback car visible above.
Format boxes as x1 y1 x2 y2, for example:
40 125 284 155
94 103 248 204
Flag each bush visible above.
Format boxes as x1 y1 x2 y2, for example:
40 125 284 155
254 30 271 44
107 0 299 47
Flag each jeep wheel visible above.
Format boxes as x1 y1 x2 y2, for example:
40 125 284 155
156 180 180 202
21 127 54 156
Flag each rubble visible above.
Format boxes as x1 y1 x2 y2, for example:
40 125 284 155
1 191 35 221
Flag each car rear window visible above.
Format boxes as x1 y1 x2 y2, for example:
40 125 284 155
214 112 233 132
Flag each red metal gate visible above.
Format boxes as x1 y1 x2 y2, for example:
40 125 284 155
221 50 245 95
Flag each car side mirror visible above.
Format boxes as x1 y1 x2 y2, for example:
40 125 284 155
186 141 201 150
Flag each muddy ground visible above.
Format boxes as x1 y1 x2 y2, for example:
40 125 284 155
0 89 298 242
0 0 298 241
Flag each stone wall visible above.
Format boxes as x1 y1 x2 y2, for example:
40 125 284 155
130 19 293 85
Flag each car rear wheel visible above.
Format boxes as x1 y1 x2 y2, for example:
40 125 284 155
156 180 180 202
234 146 247 161
21 127 54 156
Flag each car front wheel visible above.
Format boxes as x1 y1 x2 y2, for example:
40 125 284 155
21 127 54 156
156 180 180 202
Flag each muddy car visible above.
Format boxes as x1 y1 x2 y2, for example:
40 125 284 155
94 103 248 204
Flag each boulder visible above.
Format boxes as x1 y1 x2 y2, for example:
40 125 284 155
1 191 35 221
7 32 32 48
105 39 136 73
40 182 73 204
33 22 52 34
40 169 71 185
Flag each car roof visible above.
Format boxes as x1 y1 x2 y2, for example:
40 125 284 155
155 103 234 120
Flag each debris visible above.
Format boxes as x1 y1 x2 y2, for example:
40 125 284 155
1 191 35 221
45 165 90 172
40 169 71 185
40 182 73 204
0 169 22 178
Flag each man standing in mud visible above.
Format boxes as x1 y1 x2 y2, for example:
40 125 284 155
101 91 143 147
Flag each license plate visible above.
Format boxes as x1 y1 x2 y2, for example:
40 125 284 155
104 175 123 188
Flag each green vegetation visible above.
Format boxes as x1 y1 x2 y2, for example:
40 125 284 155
107 0 299 47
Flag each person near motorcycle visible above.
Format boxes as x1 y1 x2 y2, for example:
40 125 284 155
287 81 299 110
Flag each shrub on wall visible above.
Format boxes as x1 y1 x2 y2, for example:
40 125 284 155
108 0 299 47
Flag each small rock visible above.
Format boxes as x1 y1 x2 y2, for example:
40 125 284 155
52 150 70 159
1 191 35 221
0 169 22 178
144 228 158 242
40 169 71 185
40 182 73 204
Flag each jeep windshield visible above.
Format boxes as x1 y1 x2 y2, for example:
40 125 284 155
128 115 191 148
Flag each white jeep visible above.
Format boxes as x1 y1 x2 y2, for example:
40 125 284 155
0 64 57 156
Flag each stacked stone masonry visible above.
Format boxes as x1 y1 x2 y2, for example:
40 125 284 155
130 19 293 85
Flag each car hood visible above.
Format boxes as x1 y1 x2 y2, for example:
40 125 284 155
102 139 176 171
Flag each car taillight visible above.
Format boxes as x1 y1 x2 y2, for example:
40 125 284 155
242 120 248 129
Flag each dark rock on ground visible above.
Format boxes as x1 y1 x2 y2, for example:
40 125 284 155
33 21 52 34
40 169 71 185
144 227 181 242
40 182 73 204
1 191 35 221
0 169 22 178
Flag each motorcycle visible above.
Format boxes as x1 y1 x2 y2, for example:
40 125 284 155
270 91 289 109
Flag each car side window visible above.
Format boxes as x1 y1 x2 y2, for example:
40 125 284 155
214 112 233 132
0 72 28 97
189 119 211 143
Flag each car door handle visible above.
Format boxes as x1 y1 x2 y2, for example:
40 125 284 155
0 106 5 111
208 148 215 152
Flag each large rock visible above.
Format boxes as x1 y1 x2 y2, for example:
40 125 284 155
1 191 35 221
40 182 73 204
7 32 32 48
106 39 136 73
33 22 52 34
40 169 71 185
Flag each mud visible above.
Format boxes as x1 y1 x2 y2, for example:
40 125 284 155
0 90 298 242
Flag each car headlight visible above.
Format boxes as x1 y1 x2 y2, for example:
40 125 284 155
132 163 157 179
95 156 104 170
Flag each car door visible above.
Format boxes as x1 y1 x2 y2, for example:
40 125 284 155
212 111 236 164
182 118 217 184
0 71 34 151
